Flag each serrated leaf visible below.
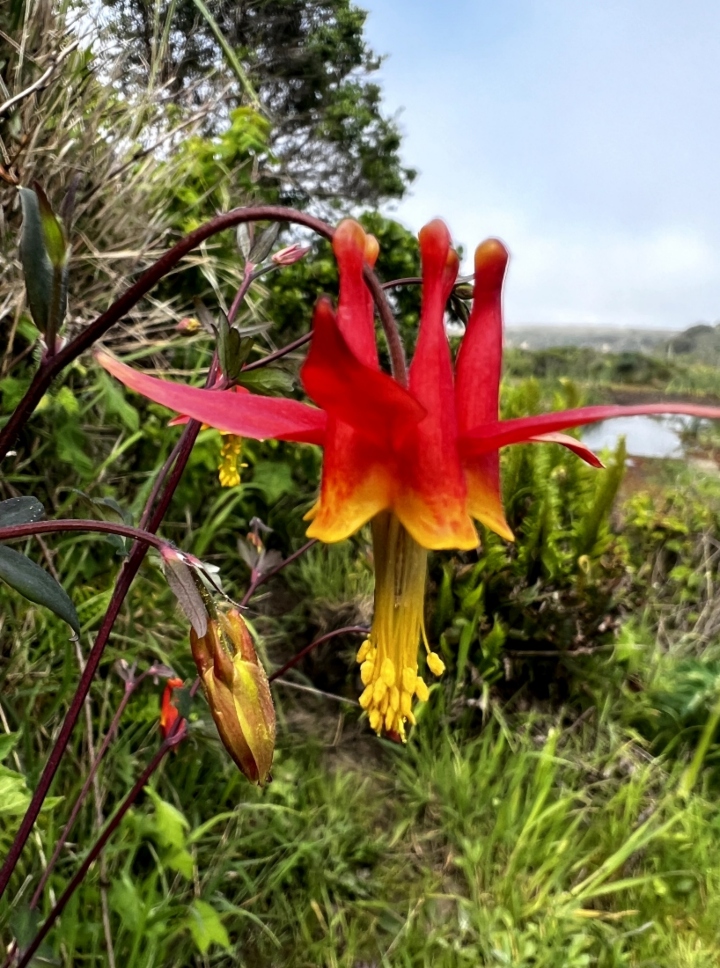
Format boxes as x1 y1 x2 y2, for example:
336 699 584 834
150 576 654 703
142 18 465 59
0 545 80 634
249 222 279 263
162 555 209 637
0 496 45 527
19 187 53 334
188 900 231 954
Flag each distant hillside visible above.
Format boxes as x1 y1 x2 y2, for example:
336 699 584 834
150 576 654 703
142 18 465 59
665 323 720 361
505 326 676 354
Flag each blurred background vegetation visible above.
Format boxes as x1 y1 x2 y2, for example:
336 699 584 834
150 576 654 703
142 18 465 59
3 1 720 965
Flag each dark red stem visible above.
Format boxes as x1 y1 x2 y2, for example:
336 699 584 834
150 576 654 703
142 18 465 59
242 331 312 372
239 538 317 608
269 626 369 682
13 735 182 968
0 519 172 549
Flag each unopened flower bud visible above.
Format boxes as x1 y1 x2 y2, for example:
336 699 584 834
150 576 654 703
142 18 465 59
177 317 201 333
271 243 311 266
190 610 275 785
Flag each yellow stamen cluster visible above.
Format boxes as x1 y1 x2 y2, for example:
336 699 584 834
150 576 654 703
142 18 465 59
357 512 447 741
218 434 244 487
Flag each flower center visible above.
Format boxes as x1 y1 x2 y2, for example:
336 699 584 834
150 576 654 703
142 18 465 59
357 511 445 740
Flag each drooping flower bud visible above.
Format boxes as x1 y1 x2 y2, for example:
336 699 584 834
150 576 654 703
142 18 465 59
190 610 275 785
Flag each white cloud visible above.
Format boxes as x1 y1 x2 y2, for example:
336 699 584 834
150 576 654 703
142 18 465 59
362 0 720 329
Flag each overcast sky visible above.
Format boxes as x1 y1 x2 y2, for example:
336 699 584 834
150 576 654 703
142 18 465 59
361 0 720 329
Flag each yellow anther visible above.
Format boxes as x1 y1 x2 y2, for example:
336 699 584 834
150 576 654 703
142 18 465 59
373 678 387 704
381 657 396 688
360 660 375 685
415 677 429 703
402 667 417 694
427 651 446 677
400 691 413 718
385 706 395 732
390 685 400 711
359 684 374 709
407 710 416 726
218 434 243 487
356 639 372 663
380 691 390 714
369 709 382 732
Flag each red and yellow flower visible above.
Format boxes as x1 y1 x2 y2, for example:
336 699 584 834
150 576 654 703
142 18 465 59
98 219 720 740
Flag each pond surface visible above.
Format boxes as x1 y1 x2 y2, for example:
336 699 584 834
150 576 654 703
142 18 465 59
580 414 694 459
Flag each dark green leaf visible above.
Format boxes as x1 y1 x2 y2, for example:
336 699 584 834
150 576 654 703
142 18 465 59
9 903 41 950
33 182 68 269
0 496 45 527
0 545 80 634
249 222 280 263
238 367 294 396
19 187 53 334
174 686 193 721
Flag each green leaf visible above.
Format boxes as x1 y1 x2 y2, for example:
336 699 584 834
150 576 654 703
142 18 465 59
0 545 80 634
188 899 231 954
34 182 68 269
0 732 19 760
9 903 41 950
217 314 254 381
19 187 53 335
145 787 189 850
0 496 45 527
237 367 294 396
250 461 294 503
249 222 280 263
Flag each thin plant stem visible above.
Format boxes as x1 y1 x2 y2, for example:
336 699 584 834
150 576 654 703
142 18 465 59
242 331 312 372
239 538 317 608
268 626 369 682
381 276 422 289
0 519 177 549
227 263 254 325
0 417 200 900
0 204 407 460
28 673 151 909
138 435 185 531
13 731 185 968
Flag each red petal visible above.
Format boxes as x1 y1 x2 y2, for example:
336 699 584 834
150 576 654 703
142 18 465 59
461 403 720 455
306 421 393 542
528 432 604 468
455 239 509 430
333 219 379 369
96 351 327 444
301 299 425 447
397 221 475 548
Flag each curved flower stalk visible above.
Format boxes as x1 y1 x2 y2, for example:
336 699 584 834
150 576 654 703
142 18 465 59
97 218 720 740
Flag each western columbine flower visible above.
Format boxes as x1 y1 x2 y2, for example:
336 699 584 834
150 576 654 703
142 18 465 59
98 219 720 740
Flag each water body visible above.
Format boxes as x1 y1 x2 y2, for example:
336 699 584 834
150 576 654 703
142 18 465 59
581 414 694 459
